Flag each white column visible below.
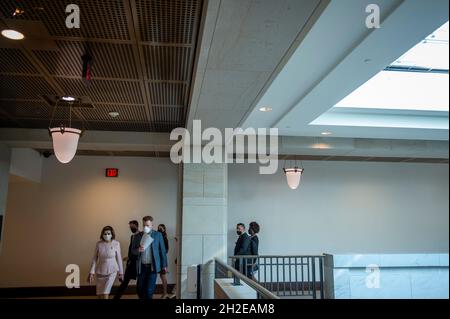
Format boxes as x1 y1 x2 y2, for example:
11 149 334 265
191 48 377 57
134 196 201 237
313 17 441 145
180 163 227 299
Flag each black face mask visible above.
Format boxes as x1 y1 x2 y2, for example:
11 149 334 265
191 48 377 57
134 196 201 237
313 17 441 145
130 227 138 234
236 231 242 236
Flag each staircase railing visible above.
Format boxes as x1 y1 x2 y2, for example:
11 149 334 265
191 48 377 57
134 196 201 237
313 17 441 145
228 254 334 299
214 258 280 299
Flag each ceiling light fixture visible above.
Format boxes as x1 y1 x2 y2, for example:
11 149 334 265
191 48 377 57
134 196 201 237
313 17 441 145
62 96 76 102
1 29 25 40
13 8 25 16
49 127 82 164
48 99 83 164
283 160 304 190
259 106 273 112
321 131 332 136
108 111 120 118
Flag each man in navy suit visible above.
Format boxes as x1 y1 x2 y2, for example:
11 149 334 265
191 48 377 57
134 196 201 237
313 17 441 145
136 215 168 299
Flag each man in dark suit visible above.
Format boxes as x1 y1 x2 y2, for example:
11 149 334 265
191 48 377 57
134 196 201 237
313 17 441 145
234 223 251 275
113 220 141 299
247 221 260 279
136 215 168 299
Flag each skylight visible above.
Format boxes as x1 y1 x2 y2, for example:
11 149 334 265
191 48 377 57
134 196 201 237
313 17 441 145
335 71 448 111
391 21 449 70
335 21 449 112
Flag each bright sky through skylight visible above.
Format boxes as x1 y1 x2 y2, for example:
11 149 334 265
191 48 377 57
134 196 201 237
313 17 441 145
336 21 449 112
391 21 449 70
336 71 448 111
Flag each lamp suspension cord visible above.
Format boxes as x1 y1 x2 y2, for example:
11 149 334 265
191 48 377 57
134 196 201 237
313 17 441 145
48 98 59 129
79 99 86 133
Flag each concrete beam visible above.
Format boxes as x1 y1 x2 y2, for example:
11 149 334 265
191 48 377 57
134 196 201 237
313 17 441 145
279 136 449 159
1 128 447 159
0 128 176 152
187 0 328 130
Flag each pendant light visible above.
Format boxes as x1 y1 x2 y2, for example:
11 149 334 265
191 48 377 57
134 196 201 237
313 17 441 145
283 160 304 190
48 97 83 164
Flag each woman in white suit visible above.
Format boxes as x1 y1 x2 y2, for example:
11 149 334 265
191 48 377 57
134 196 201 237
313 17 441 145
88 226 124 299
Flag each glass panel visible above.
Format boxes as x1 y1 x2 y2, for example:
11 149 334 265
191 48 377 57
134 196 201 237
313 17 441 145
336 71 449 111
391 21 449 70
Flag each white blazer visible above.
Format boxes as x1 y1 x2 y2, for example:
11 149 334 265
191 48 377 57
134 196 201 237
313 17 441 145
89 240 124 275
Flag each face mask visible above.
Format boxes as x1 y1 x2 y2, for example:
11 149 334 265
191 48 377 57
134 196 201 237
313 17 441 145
158 228 165 233
236 231 242 236
143 226 151 234
130 227 138 233
103 234 112 241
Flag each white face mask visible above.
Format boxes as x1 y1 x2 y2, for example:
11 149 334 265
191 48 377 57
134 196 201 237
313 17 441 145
143 226 151 234
103 234 112 241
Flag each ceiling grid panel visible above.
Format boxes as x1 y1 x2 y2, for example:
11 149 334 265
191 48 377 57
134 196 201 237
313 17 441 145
1 0 204 132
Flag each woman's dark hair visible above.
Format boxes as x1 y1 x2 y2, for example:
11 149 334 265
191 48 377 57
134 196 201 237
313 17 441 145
100 226 116 241
158 224 168 238
158 224 169 253
249 222 260 234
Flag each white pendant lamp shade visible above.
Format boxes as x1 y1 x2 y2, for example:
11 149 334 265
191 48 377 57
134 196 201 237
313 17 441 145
283 168 304 190
49 127 82 163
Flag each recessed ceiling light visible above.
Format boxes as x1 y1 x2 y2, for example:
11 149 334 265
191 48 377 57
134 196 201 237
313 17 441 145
108 111 120 118
61 96 76 102
312 143 331 149
259 106 273 112
1 29 25 40
321 131 332 136
13 8 25 16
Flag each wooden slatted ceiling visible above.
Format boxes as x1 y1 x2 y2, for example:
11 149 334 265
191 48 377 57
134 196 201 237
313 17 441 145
0 0 203 132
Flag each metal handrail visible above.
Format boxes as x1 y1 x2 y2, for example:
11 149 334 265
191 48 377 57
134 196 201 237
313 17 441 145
228 254 334 299
230 254 325 258
214 258 280 299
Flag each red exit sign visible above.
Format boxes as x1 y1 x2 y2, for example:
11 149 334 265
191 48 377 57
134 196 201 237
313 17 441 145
105 168 119 177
